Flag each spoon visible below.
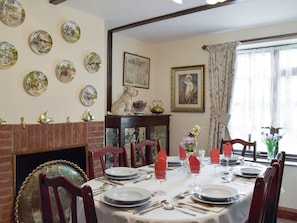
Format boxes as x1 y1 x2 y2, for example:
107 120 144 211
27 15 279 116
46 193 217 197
162 201 196 217
133 174 152 183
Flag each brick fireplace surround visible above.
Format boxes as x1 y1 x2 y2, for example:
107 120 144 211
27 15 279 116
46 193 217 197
0 121 104 223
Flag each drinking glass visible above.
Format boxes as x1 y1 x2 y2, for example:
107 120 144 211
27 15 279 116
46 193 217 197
154 169 166 196
179 152 187 172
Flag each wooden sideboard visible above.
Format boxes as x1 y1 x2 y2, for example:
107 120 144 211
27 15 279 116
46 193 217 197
105 115 171 155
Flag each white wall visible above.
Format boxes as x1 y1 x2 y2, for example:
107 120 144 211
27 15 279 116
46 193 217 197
111 33 157 113
0 0 106 124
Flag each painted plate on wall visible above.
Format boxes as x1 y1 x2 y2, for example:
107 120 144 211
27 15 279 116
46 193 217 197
61 21 81 43
84 52 101 73
80 85 97 107
55 59 76 83
23 70 48 96
0 0 25 27
29 30 53 55
0 41 18 69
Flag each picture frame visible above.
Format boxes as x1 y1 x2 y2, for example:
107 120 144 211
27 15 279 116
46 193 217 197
171 65 205 112
123 52 150 89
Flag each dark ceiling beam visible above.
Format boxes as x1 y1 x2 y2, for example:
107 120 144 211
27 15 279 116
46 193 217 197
110 0 238 33
106 0 240 111
49 0 66 5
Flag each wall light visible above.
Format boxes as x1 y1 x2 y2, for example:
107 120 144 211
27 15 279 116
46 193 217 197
172 0 183 4
206 0 226 5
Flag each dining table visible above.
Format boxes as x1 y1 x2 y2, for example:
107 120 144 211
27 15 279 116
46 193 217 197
77 156 267 223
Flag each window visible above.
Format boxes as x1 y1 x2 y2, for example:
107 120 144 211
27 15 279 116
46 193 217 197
229 42 297 159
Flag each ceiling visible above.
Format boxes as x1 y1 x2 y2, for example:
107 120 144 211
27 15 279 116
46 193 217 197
61 0 297 43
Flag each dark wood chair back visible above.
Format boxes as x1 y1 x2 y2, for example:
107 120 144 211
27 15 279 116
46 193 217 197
248 164 279 223
39 173 98 223
88 147 129 179
220 138 257 161
266 151 286 223
130 139 161 168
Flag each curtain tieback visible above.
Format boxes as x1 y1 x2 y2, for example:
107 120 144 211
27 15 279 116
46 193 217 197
211 110 230 125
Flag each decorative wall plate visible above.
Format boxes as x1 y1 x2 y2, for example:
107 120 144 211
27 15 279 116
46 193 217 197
29 30 53 55
0 0 25 27
14 160 88 223
0 41 18 69
80 85 97 107
61 21 80 43
55 60 76 83
23 71 48 96
84 52 101 73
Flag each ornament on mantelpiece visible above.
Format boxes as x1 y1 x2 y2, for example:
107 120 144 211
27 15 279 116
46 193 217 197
82 109 94 122
38 111 54 124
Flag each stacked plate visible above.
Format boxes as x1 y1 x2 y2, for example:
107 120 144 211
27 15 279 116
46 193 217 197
220 155 243 165
167 156 182 167
103 186 151 207
234 167 262 178
105 167 140 180
192 184 239 205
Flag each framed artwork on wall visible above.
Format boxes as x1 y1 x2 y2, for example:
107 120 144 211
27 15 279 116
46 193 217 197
123 52 150 89
171 65 205 113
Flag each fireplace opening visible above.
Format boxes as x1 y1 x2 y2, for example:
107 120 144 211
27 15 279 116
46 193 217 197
13 145 87 196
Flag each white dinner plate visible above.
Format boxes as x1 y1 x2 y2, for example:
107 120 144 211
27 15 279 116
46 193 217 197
234 172 259 178
191 193 240 205
105 173 139 180
105 167 139 177
196 184 238 201
102 195 150 208
167 156 182 166
105 186 151 204
240 167 262 176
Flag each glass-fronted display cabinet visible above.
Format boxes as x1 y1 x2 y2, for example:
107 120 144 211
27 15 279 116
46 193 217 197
105 115 171 165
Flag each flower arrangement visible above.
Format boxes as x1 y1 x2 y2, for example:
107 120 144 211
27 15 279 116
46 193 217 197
261 132 282 147
182 125 201 153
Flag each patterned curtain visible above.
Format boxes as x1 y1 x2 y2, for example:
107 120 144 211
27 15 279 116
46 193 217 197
204 42 239 150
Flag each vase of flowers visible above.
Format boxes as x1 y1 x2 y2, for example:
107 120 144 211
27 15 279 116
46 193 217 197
182 125 201 154
261 132 283 160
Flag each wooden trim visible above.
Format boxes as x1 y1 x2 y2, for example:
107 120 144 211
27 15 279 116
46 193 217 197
278 206 297 221
49 0 66 5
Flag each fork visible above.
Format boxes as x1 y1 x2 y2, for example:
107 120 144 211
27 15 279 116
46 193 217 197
174 189 190 199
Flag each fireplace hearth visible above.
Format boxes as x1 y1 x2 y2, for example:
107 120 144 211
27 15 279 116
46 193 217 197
0 121 104 223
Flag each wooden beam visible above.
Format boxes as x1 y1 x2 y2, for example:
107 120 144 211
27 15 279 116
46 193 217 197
49 0 66 5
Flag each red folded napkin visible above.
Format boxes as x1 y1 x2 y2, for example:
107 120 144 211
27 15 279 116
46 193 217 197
210 148 220 164
189 155 200 174
179 145 187 160
158 149 167 162
155 159 166 179
224 142 232 157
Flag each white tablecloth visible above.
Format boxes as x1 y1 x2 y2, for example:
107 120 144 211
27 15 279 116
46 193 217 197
78 160 265 223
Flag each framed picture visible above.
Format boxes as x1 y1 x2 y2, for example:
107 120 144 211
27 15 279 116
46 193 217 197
171 65 205 112
123 52 150 89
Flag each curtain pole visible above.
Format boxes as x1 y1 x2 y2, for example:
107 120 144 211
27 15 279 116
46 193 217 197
202 32 297 50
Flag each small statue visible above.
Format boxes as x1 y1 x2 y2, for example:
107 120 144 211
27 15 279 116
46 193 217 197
82 109 94 122
108 86 138 116
39 111 54 124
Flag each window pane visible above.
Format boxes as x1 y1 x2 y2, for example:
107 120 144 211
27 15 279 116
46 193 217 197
229 45 297 156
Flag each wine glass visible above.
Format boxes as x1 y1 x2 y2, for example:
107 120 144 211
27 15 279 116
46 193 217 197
179 148 187 172
154 169 166 196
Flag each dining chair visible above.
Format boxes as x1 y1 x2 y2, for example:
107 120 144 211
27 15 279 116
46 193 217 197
266 151 286 223
88 146 129 179
39 173 98 223
130 139 161 168
220 138 257 161
248 163 279 223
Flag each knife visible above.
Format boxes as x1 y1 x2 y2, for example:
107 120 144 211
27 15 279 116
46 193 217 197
137 203 163 215
96 177 124 186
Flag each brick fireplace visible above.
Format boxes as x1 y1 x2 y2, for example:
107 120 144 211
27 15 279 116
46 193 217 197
0 121 104 223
